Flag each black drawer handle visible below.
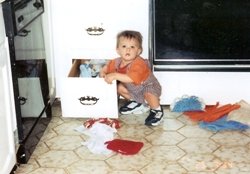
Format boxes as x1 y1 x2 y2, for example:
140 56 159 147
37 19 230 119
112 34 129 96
79 96 99 105
18 96 27 105
86 27 105 35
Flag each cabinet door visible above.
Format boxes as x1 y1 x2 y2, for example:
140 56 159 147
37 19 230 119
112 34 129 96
0 24 16 174
0 64 16 174
61 78 118 118
51 0 148 58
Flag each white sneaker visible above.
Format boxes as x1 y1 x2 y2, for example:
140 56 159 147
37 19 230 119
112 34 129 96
133 104 150 114
119 101 149 115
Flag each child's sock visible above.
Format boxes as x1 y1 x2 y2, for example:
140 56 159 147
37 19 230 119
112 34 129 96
154 106 161 111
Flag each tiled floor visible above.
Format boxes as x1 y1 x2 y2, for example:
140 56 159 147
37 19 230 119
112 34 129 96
15 100 250 174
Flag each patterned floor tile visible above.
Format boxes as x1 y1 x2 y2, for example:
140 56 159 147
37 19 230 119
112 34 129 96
178 153 222 172
161 118 185 131
211 131 250 146
178 125 214 138
53 121 83 136
46 135 83 150
178 138 219 153
74 145 114 160
142 145 185 161
109 171 141 174
66 160 111 174
140 161 187 174
106 154 151 170
36 150 80 168
28 168 67 174
117 124 154 138
14 101 250 174
215 162 250 174
15 159 39 174
145 131 185 145
213 146 250 163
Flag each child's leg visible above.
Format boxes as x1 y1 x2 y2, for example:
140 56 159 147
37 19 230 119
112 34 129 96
144 92 164 126
117 83 131 100
117 83 146 115
144 92 161 109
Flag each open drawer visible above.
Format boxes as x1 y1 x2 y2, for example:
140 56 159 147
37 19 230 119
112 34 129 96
60 59 118 118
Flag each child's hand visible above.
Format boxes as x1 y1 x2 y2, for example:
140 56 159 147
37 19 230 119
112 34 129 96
104 73 116 84
99 71 106 78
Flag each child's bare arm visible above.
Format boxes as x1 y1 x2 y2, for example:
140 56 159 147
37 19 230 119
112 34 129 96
99 64 108 78
104 72 133 84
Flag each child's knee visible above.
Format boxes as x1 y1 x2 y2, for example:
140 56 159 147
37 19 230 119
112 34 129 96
117 83 127 94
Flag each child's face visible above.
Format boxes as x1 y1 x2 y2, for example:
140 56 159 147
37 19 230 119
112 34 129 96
116 37 142 62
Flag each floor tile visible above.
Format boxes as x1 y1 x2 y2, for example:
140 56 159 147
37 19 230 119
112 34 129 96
213 146 250 163
28 168 67 174
46 135 83 150
178 138 219 153
66 160 111 174
36 150 80 168
14 102 250 174
106 154 151 170
178 153 222 172
140 161 187 174
145 131 185 145
142 145 185 161
211 131 250 146
178 125 214 138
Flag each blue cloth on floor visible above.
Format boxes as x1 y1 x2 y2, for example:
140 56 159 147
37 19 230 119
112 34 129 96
199 116 249 132
170 95 205 112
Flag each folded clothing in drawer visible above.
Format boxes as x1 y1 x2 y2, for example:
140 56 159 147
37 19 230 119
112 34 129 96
61 59 118 118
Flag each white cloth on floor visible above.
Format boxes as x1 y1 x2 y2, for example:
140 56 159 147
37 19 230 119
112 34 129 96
76 122 117 155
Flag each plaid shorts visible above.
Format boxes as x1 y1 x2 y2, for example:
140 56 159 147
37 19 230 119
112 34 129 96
124 73 162 104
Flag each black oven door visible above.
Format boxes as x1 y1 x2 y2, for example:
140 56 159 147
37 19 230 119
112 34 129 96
151 0 250 68
2 0 44 37
2 0 51 164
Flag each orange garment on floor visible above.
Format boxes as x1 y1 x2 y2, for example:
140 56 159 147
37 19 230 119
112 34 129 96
184 102 240 122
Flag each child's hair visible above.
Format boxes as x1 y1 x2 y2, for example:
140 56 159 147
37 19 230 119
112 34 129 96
116 30 143 52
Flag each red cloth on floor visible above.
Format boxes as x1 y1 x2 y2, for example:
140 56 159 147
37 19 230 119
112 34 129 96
184 102 240 122
83 118 120 129
105 139 144 155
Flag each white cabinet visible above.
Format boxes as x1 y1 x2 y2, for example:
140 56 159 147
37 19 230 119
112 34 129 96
59 59 118 118
61 77 118 118
49 0 149 98
0 5 16 174
155 71 250 105
47 0 149 117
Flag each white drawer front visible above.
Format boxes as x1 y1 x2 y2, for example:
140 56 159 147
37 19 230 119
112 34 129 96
61 78 118 118
51 0 148 59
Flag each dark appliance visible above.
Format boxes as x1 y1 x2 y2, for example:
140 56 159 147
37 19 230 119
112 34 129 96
2 0 51 164
151 0 250 71
3 0 44 37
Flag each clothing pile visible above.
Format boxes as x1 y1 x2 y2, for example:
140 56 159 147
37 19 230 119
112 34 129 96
170 96 250 132
75 118 143 155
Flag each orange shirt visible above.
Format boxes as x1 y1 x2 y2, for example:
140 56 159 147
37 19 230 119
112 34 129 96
106 57 151 85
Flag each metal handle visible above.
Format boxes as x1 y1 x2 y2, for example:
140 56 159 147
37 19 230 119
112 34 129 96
86 27 105 36
79 96 99 105
18 96 27 105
